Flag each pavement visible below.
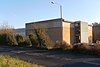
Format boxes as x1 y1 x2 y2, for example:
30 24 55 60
0 46 100 67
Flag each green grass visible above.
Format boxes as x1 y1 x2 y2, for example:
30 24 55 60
0 55 45 67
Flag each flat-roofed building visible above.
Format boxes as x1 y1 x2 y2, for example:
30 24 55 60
26 18 72 45
26 18 92 45
73 21 92 44
74 21 88 43
93 23 100 42
15 28 25 35
88 25 92 44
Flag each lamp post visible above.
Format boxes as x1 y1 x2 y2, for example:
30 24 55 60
51 1 63 19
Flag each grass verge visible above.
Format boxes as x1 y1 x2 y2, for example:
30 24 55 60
0 55 45 67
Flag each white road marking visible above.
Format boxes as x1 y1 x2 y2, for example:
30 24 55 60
83 61 100 66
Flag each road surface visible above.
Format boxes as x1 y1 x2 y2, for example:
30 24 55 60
0 46 100 67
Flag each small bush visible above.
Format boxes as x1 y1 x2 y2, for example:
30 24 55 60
92 43 100 55
6 33 18 45
0 33 6 45
61 41 72 50
0 23 17 46
15 34 25 46
0 33 18 45
95 43 100 50
24 36 32 47
54 40 61 48
15 34 25 47
28 34 37 47
16 34 32 47
32 25 53 49
73 43 89 51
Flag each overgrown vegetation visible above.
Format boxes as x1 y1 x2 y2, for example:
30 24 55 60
0 23 53 49
0 23 18 45
15 34 32 47
0 55 45 67
28 34 37 48
0 23 32 47
30 24 53 49
53 41 72 50
73 43 88 51
15 34 25 46
24 36 32 47
0 23 100 56
52 41 100 56
72 43 100 56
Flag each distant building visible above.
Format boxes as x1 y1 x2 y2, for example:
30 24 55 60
73 21 92 44
93 23 100 42
15 28 25 35
26 18 92 45
88 25 92 44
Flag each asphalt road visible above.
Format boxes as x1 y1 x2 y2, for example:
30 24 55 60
0 46 100 67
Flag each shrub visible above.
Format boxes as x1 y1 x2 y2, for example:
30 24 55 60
15 34 25 46
0 23 17 45
80 43 88 50
54 40 61 48
73 43 89 51
16 34 32 47
95 41 100 50
0 33 18 45
93 43 100 55
24 36 32 47
61 41 72 50
32 25 53 49
94 43 100 50
28 34 37 47
0 33 6 45
6 33 18 45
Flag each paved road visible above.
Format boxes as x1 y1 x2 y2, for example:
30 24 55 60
0 46 100 67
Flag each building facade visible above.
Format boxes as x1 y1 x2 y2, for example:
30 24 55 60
88 25 92 44
73 21 92 44
93 23 100 43
15 28 25 35
26 18 92 45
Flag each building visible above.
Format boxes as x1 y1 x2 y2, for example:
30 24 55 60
93 23 100 43
73 21 92 44
88 25 92 44
15 28 25 35
26 18 92 45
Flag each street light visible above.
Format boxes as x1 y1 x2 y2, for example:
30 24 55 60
51 1 63 19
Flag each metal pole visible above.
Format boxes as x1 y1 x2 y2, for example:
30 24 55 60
60 5 62 19
51 1 63 19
